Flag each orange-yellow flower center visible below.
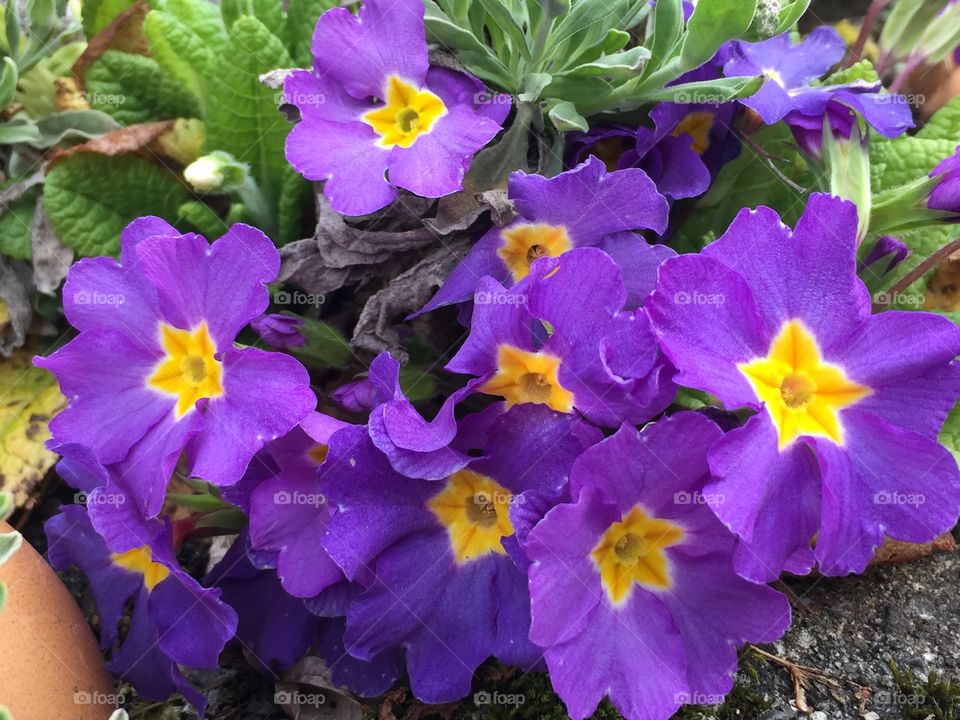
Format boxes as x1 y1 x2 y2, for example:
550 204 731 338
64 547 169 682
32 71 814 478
112 545 170 591
738 319 872 450
592 505 684 606
672 111 714 155
497 223 573 282
428 470 514 564
361 75 447 149
479 345 574 413
147 321 224 419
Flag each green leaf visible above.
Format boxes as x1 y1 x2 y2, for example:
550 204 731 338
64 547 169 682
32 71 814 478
205 17 293 223
179 200 227 238
939 400 960 465
0 583 6 615
918 96 960 140
870 136 956 192
548 100 589 131
519 71 552 102
285 0 337 67
6 3 21 59
276 164 310 245
143 8 219 110
33 109 121 149
0 57 18 109
0 189 37 260
547 0 631 58
477 0 530 60
424 4 514 89
194 507 248 530
879 0 949 58
16 41 85 118
560 46 650 79
297 317 352 367
82 0 136 38
825 59 879 85
399 365 439 403
85 50 201 124
44 154 190 257
645 0 682 73
0 531 22 566
774 0 810 34
681 0 758 70
0 492 13 521
167 492 230 512
635 75 762 105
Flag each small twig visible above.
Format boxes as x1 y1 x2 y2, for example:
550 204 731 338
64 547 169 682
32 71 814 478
737 131 810 195
749 646 870 714
875 236 960 312
843 0 892 70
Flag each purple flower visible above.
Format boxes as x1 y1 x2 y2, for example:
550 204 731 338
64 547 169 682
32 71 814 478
251 313 305 350
525 413 791 720
319 404 598 704
284 0 510 216
859 235 910 281
208 535 405 694
723 28 914 139
45 505 238 712
417 156 669 315
446 248 677 427
568 68 741 200
646 194 960 581
35 218 316 531
928 146 960 217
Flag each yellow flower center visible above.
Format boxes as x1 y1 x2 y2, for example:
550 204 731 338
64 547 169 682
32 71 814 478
428 470 515 564
361 75 447 149
764 68 786 87
497 223 572 282
738 319 872 450
112 546 170 591
671 111 714 155
592 505 684 606
590 137 627 172
479 345 575 413
147 321 224 419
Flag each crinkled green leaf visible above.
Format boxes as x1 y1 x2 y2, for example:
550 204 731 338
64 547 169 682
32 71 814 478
179 200 227 238
285 0 337 67
918 96 960 141
825 59 879 85
205 17 294 224
44 154 190 257
85 49 200 124
277 164 310 245
0 190 36 260
143 9 219 109
870 136 957 192
82 0 137 37
883 225 956 303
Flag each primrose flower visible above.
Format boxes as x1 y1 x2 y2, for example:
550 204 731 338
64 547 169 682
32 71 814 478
208 534 405 694
928 146 960 217
723 27 913 138
319 404 599 704
526 413 791 720
35 218 316 526
447 248 676 427
647 194 960 581
418 157 669 314
237 413 350 599
251 313 306 350
45 505 238 712
568 69 741 199
284 0 510 216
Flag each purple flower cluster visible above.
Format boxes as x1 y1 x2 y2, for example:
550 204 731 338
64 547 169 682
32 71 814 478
34 2 960 720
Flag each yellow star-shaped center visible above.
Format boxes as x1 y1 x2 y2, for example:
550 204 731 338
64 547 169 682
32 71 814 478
147 321 224 419
361 75 447 149
479 344 575 413
738 319 872 450
497 223 573 282
592 505 685 606
672 111 714 155
428 470 515 564
112 545 170 591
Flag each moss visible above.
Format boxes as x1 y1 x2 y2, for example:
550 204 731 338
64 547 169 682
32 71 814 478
889 660 960 720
